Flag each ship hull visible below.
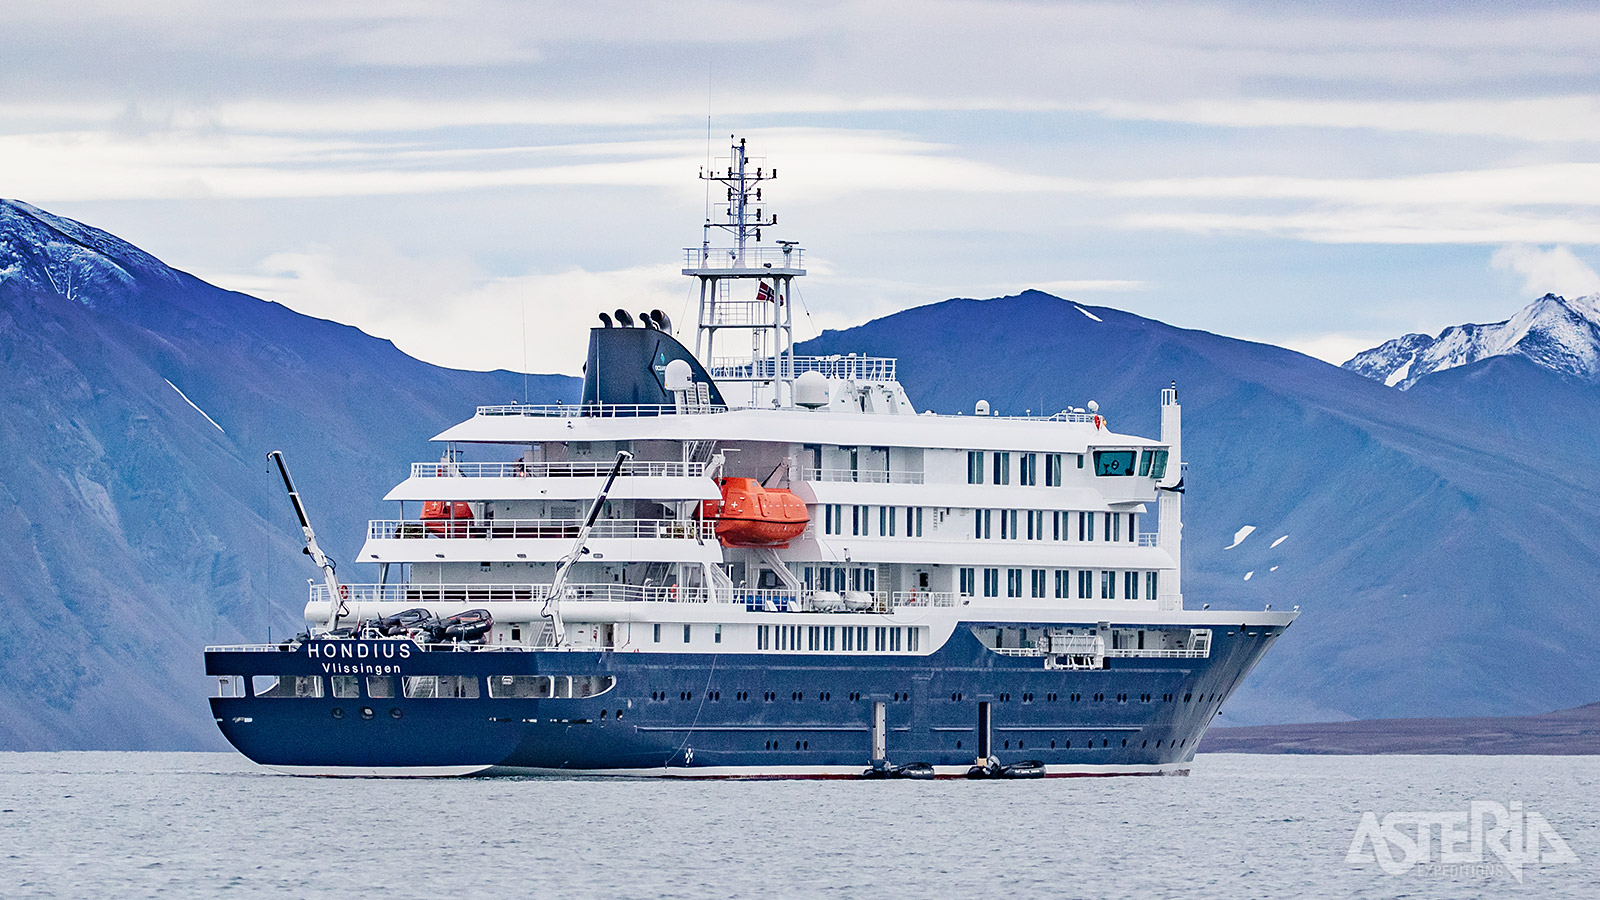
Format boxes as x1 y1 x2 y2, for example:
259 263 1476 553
207 618 1287 777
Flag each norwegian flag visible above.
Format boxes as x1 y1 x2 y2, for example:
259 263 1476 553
756 281 775 303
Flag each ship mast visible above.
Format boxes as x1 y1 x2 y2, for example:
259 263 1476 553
684 136 805 408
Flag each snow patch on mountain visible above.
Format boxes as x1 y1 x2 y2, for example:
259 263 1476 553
1344 294 1600 389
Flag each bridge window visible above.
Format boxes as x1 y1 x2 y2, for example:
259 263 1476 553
1151 449 1169 479
1094 450 1136 476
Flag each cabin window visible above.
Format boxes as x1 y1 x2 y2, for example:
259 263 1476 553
809 626 821 651
489 675 548 699
890 628 902 651
874 627 887 651
1078 570 1093 599
993 452 1011 485
1076 453 1084 469
824 627 836 651
684 624 692 643
881 506 893 536
1094 450 1136 476
1020 453 1037 486
1045 453 1063 486
331 676 360 699
911 507 924 537
843 627 854 651
983 568 1000 597
1128 513 1137 542
1007 568 1023 598
715 624 723 644
757 625 769 650
959 567 976 596
908 628 920 652
967 451 985 484
366 676 394 699
403 675 479 699
1055 569 1070 599
1125 571 1139 600
653 624 661 643
1146 571 1159 600
1031 569 1047 598
1107 512 1120 542
1101 570 1115 600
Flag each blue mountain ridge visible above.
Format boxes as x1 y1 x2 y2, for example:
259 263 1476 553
0 200 578 750
4 201 1596 748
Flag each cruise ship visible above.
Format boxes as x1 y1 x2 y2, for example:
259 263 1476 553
206 138 1296 777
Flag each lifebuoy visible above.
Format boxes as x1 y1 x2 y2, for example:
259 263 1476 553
338 585 349 600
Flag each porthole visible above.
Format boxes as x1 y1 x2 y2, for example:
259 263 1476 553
956 740 963 749
360 707 374 720
331 708 344 719
390 708 403 719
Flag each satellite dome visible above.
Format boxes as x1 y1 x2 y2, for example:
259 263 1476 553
795 370 829 408
663 359 694 392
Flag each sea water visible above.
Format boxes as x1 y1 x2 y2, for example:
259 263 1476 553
1 752 1596 899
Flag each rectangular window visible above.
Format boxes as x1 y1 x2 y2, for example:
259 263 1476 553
653 623 661 643
959 567 976 596
1045 453 1063 487
758 625 768 650
912 507 923 537
1139 450 1154 477
715 624 723 644
1077 453 1085 469
967 451 985 484
993 451 1011 485
879 505 889 536
842 626 854 651
908 628 920 652
366 676 394 699
1053 511 1063 541
1031 569 1047 598
684 624 692 643
1125 570 1138 600
1128 513 1137 542
1055 569 1070 599
1108 512 1120 542
809 626 821 651
890 628 902 651
975 509 992 540
983 568 1000 597
1094 450 1136 476
331 676 360 699
824 627 836 651
852 505 863 536
1007 568 1023 598
1078 570 1092 599
858 626 869 652
1146 571 1158 601
1151 449 1170 480
1101 570 1115 600
875 627 887 651
1020 453 1037 486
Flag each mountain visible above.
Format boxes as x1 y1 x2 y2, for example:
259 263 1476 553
0 199 578 750
800 292 1600 726
1344 293 1600 389
1200 700 1600 755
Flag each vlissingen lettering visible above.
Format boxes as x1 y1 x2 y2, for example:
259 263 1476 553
1345 801 1577 883
304 641 413 661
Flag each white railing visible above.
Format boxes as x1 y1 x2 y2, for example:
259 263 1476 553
475 403 729 418
891 590 956 608
683 246 804 270
310 583 723 605
410 460 707 479
1105 648 1209 659
366 518 716 541
794 467 924 485
1138 533 1160 547
709 355 897 383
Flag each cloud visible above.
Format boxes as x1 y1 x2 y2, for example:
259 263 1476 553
205 247 688 375
1490 244 1600 298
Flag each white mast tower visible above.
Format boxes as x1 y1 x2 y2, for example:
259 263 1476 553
684 136 805 408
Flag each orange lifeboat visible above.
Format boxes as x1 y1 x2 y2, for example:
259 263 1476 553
700 477 809 547
420 500 474 537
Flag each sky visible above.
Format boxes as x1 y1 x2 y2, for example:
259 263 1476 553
6 0 1600 374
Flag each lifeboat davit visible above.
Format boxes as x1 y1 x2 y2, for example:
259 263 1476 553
701 477 809 547
420 500 474 537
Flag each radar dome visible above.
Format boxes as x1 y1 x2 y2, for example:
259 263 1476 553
795 370 829 408
663 358 694 392
975 399 990 416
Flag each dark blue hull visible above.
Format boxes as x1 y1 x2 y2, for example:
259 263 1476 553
206 621 1287 777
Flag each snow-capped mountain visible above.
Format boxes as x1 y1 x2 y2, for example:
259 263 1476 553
1344 293 1600 389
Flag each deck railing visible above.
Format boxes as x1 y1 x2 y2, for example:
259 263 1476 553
683 246 804 270
309 583 723 605
366 518 716 541
794 467 925 485
475 403 729 418
410 460 707 479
